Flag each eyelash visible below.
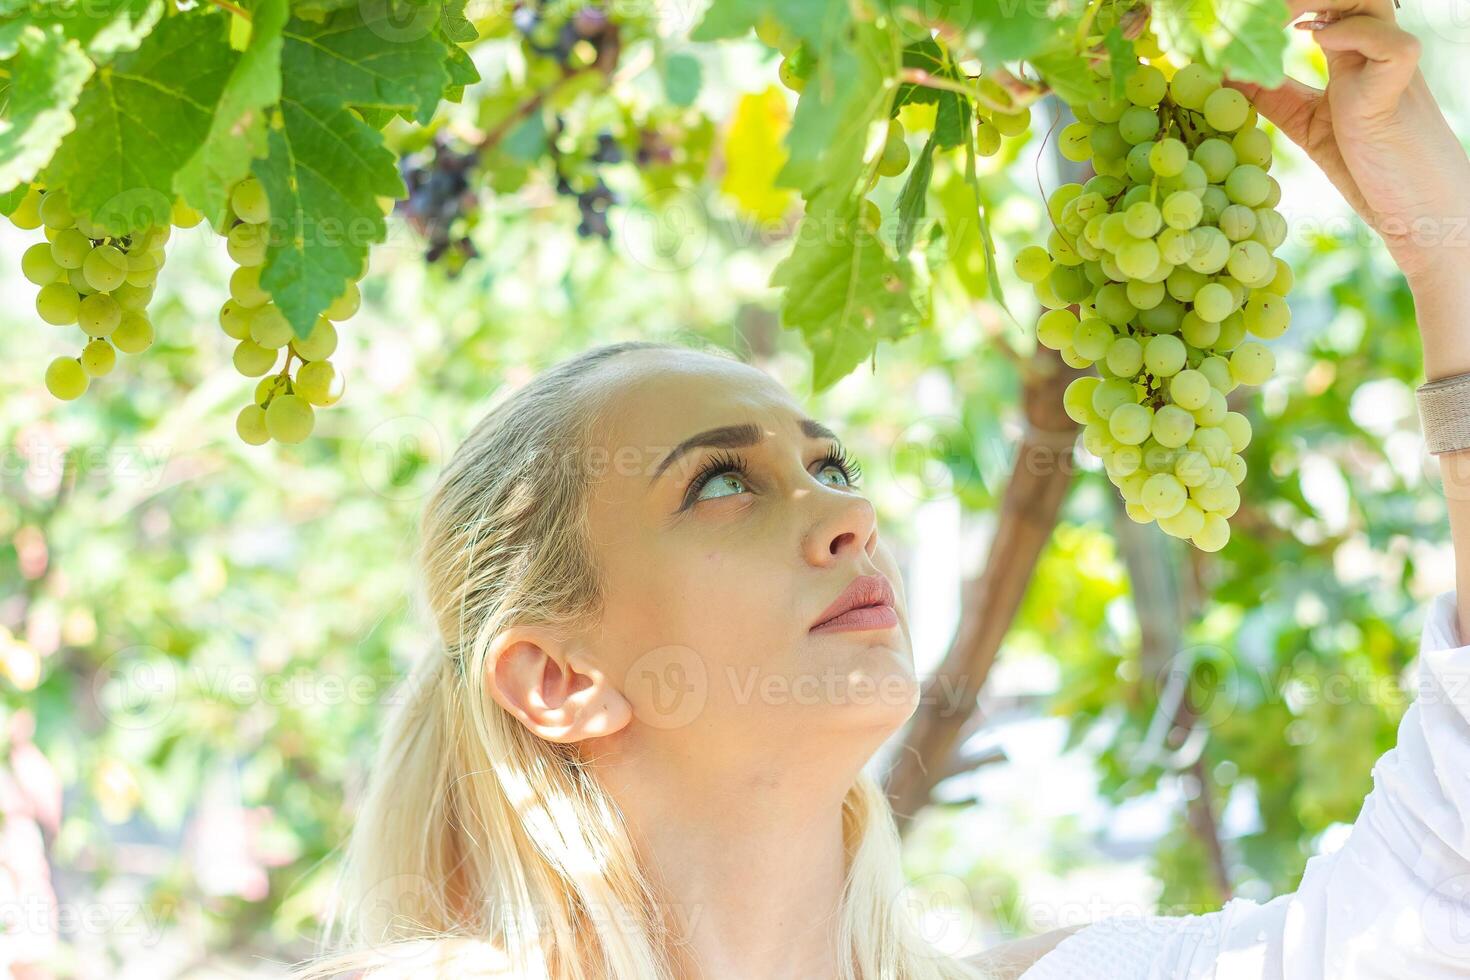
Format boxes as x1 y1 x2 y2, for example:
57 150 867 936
684 445 864 506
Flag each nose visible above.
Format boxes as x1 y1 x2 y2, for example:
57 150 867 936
804 491 879 565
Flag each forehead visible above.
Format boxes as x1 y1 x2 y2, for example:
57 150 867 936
587 351 808 481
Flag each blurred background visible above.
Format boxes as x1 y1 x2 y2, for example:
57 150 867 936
2 3 1469 976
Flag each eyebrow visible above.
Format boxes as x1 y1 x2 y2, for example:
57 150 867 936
648 418 840 486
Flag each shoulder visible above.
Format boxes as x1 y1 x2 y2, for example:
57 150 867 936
963 923 1089 980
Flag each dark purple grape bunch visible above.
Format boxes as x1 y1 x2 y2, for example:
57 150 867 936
398 134 480 270
512 1 620 72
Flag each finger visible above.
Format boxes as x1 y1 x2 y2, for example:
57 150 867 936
1221 76 1323 146
1300 13 1422 90
1286 0 1397 23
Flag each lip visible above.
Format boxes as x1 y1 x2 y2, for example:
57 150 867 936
810 573 898 634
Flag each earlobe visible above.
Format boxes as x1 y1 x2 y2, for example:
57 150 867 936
483 630 633 743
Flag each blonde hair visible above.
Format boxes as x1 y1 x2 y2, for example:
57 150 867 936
288 340 993 979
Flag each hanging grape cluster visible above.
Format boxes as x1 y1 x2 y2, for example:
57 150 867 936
13 185 173 400
216 177 353 446
399 135 481 269
512 0 623 241
1015 60 1291 552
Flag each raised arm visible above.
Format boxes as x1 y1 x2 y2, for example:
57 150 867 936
1228 0 1470 637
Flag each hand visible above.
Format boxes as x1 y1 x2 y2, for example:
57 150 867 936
1225 0 1470 285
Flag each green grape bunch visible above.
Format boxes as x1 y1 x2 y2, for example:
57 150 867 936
11 184 186 400
1014 58 1292 553
218 176 355 447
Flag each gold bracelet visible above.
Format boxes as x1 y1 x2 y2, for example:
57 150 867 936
1417 372 1470 455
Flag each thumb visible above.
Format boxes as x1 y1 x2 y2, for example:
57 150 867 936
1222 76 1322 148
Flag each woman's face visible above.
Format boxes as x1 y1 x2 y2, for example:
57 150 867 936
571 350 920 771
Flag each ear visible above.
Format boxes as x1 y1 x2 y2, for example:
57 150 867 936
483 628 633 743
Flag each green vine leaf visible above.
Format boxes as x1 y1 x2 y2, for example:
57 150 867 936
279 3 453 125
772 187 921 393
18 0 164 64
40 12 235 233
175 0 289 226
0 21 93 194
253 96 405 338
1151 0 1289 87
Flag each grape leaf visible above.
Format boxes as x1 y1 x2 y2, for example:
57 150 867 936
771 187 921 393
1030 38 1102 105
894 134 935 254
0 22 93 194
175 0 288 227
933 170 987 297
933 90 970 148
1151 0 1288 87
253 96 406 338
279 4 452 125
961 0 1056 62
18 0 163 64
720 87 794 224
894 38 943 108
691 0 848 48
1103 26 1136 102
40 12 234 233
961 135 1008 315
663 53 701 108
778 18 900 200
437 0 478 99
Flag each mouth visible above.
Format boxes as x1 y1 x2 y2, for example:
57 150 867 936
810 574 899 634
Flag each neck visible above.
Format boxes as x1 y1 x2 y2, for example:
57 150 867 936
590 739 860 980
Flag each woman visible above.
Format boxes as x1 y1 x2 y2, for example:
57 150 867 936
292 1 1470 977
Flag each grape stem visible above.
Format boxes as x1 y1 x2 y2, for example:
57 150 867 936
206 0 250 18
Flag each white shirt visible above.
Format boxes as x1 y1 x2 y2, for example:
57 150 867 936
1019 589 1470 979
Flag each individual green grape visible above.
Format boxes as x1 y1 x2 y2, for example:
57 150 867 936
1168 63 1219 110
1192 474 1240 515
292 318 338 361
219 300 256 340
1193 282 1235 322
1118 105 1160 144
231 177 271 224
1092 377 1138 420
1185 227 1230 275
124 247 162 287
38 191 74 229
1059 122 1093 161
1230 341 1275 385
1088 93 1126 123
1158 499 1206 538
1190 425 1233 464
778 56 806 91
1036 308 1078 351
1048 264 1091 304
1202 88 1250 131
1192 138 1236 182
1232 127 1272 167
1169 369 1212 410
81 244 128 292
112 281 153 311
1243 292 1291 338
878 120 910 177
22 242 62 285
1073 318 1114 361
1191 512 1231 551
1220 411 1252 452
229 266 269 308
1108 444 1143 477
1125 64 1167 106
112 311 153 354
1222 453 1248 485
1151 404 1196 448
236 404 271 445
1116 238 1160 279
296 360 343 406
1142 472 1187 518
10 186 43 229
80 338 116 377
1198 355 1236 394
77 292 121 337
1226 240 1274 285
250 304 294 348
1218 205 1257 241
1105 335 1144 376
1125 278 1165 311
1180 311 1221 347
171 198 205 227
1224 164 1270 206
324 280 361 321
1143 333 1186 377
1137 297 1185 334
266 393 315 444
45 355 88 400
1174 450 1213 487
1266 258 1293 296
1123 201 1162 238
1161 192 1202 231
1109 402 1153 446
975 120 1003 156
233 339 278 377
1063 376 1102 424
1215 312 1247 350
67 267 96 297
992 108 1031 137
1194 388 1228 426
227 222 267 267
1251 208 1288 250
50 228 90 269
36 283 80 325
1149 138 1188 177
